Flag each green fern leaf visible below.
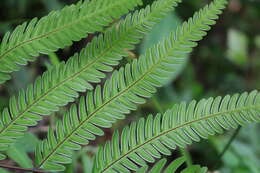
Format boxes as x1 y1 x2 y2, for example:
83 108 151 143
94 90 260 172
0 0 142 84
0 0 180 159
35 0 227 171
136 157 207 173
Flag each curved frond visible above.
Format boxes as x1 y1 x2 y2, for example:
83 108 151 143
0 0 180 160
35 0 227 171
136 157 207 173
0 0 142 84
94 90 260 172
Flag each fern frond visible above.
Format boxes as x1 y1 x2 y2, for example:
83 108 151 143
136 157 207 173
94 90 260 173
35 0 227 171
0 0 181 160
0 0 142 84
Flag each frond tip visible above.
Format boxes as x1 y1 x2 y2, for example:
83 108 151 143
94 90 260 173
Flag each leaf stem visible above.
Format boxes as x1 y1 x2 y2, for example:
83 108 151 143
151 96 164 114
214 126 242 169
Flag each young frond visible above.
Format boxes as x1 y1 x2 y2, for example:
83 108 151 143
94 90 260 173
0 0 142 84
136 157 207 173
35 0 227 171
0 0 180 160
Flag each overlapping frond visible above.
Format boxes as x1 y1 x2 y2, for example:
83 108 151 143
94 90 260 173
35 0 227 171
0 0 142 84
0 0 181 160
136 157 207 173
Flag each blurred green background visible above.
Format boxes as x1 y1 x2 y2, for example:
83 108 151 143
0 0 260 172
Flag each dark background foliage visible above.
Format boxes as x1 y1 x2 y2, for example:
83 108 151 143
0 0 259 172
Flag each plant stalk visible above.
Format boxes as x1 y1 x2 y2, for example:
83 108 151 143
214 126 242 169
